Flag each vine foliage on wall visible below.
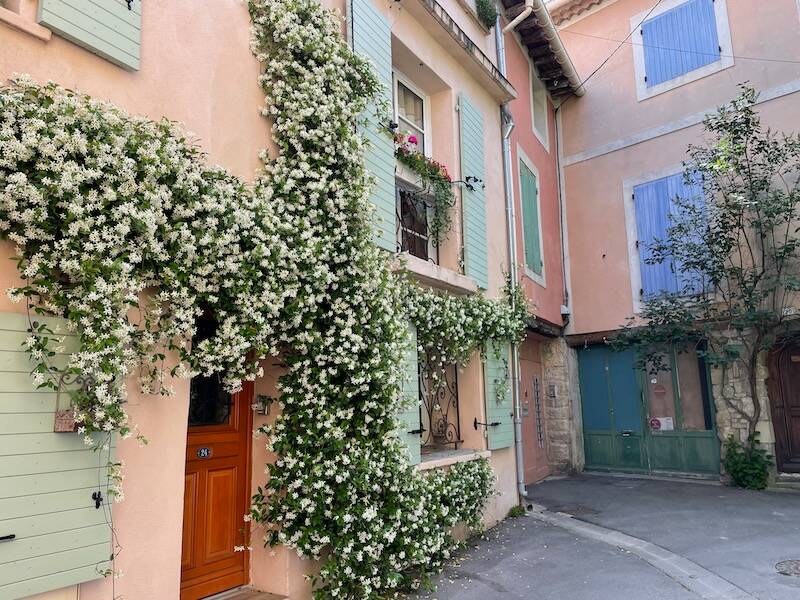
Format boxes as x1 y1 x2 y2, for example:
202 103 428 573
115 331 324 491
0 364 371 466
0 0 527 595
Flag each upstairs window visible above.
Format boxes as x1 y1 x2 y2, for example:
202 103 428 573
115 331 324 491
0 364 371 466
519 156 544 283
530 67 549 149
632 0 732 100
394 78 429 156
633 172 704 299
396 186 437 263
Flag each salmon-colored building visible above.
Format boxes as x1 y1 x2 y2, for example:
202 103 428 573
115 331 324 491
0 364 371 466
551 0 800 479
0 0 578 599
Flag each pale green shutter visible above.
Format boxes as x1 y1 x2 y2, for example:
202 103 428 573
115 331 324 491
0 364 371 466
351 0 396 252
38 0 141 70
396 323 421 465
0 312 113 598
459 94 488 289
520 161 542 276
483 340 513 450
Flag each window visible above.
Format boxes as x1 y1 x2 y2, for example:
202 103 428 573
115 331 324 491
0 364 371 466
631 0 733 100
519 155 544 283
396 186 437 262
632 172 704 299
394 77 429 156
644 345 714 433
419 361 461 454
530 67 549 149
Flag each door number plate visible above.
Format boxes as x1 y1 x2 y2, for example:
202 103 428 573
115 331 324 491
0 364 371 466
196 447 212 459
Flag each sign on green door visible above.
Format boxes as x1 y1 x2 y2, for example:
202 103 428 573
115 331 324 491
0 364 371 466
578 344 719 476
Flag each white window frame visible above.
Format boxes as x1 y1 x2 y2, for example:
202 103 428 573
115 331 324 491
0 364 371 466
623 164 685 313
393 71 433 158
631 0 734 102
518 147 546 287
529 64 550 151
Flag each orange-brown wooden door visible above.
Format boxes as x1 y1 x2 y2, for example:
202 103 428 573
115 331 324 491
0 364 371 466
520 355 550 485
181 375 252 600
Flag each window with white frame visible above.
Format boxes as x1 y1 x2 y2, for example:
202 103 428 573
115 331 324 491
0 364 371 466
631 0 733 101
519 153 545 284
394 77 430 156
630 171 705 301
530 67 549 149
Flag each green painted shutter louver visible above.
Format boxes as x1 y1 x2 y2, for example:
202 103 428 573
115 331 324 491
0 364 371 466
351 0 396 252
483 340 513 450
396 323 421 465
459 94 489 289
38 0 141 71
520 161 542 276
0 312 113 598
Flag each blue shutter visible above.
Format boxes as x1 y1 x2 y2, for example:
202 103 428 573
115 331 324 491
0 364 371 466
38 0 141 70
397 323 421 465
459 94 489 289
351 0 396 252
634 173 705 298
484 341 513 450
641 0 720 87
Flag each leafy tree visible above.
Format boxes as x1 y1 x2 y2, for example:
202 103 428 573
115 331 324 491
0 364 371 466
613 86 800 456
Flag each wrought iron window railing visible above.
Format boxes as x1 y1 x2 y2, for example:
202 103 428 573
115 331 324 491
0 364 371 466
419 360 461 452
396 186 439 264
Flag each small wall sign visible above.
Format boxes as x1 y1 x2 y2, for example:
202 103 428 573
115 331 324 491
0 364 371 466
196 447 212 459
649 416 674 431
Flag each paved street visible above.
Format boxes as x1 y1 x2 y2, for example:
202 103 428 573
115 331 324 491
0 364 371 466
412 475 800 600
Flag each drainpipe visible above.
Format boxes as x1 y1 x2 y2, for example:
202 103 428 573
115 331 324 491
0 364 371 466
502 0 533 33
495 12 528 501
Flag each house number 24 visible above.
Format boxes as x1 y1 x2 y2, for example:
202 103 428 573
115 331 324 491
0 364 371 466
196 447 212 459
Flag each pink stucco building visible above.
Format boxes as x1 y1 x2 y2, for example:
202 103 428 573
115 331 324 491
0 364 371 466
0 0 578 598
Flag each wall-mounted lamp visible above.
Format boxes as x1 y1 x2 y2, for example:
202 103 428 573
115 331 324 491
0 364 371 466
254 395 276 416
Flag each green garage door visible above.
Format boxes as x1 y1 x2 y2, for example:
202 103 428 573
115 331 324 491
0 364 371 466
578 344 719 476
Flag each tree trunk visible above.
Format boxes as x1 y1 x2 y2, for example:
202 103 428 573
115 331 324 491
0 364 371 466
746 344 762 443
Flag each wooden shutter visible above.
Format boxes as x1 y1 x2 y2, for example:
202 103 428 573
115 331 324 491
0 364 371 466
396 323 421 465
483 341 513 450
0 312 112 598
641 0 720 87
519 160 542 276
38 0 141 70
634 173 704 298
459 94 489 289
351 0 396 252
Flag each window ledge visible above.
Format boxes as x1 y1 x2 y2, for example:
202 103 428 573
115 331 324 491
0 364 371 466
393 252 478 295
417 448 490 471
395 161 424 189
0 6 51 41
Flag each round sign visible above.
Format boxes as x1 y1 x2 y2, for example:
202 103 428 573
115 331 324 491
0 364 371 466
196 447 212 459
649 417 661 430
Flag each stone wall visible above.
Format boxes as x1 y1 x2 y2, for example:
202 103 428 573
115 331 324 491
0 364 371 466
708 347 776 461
541 337 584 472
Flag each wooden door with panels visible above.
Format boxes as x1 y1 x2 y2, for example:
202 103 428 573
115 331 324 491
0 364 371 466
180 323 253 600
769 343 800 474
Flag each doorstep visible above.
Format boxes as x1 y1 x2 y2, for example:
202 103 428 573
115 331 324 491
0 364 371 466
204 588 287 600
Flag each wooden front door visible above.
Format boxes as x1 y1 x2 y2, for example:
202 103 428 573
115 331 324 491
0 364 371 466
181 372 252 600
520 340 550 484
770 344 800 473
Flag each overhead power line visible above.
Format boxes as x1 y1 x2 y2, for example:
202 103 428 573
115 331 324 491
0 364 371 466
561 29 800 66
555 0 663 109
